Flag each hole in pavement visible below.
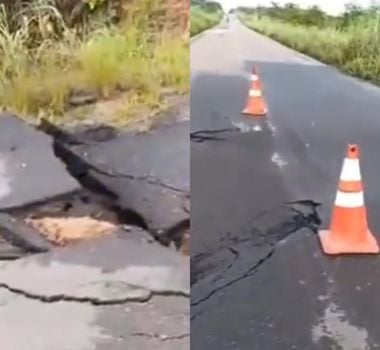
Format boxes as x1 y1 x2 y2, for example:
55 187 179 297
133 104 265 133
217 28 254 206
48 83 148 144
18 120 189 256
8 188 139 247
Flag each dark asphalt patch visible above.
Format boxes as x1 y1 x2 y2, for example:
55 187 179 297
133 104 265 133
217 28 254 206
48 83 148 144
191 73 290 255
242 60 380 228
191 201 321 320
191 200 321 287
190 74 249 133
220 200 321 248
190 71 326 347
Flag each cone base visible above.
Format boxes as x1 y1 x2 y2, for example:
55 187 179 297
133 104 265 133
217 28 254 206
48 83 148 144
242 108 267 116
318 229 380 255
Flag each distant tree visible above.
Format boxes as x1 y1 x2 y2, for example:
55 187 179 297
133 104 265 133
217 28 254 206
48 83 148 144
303 5 326 27
284 2 298 10
341 2 365 27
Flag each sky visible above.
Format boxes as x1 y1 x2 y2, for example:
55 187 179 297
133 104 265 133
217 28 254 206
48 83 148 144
217 0 374 15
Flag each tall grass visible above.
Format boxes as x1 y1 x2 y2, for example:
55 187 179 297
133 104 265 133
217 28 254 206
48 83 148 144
191 4 223 37
0 0 189 122
240 12 380 83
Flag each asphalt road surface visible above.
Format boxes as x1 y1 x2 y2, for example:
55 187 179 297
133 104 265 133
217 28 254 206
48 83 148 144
191 16 380 350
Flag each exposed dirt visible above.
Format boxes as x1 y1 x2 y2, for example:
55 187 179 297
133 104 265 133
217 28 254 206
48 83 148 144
9 186 189 255
25 216 117 246
10 190 125 247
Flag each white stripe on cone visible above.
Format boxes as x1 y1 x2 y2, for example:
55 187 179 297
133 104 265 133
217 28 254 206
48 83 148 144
340 158 361 181
335 191 364 208
249 89 261 97
250 75 259 81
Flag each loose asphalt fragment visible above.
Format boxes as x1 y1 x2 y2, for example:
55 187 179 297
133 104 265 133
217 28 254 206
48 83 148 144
0 213 53 254
0 243 26 260
0 114 80 209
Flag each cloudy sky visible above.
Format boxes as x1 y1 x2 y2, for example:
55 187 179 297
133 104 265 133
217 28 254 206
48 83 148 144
217 0 373 15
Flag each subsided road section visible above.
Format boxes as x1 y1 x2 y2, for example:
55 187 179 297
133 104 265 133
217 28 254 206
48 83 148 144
191 16 380 349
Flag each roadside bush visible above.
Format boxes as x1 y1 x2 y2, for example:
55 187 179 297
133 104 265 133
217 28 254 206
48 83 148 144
190 1 223 37
0 0 189 120
239 10 380 84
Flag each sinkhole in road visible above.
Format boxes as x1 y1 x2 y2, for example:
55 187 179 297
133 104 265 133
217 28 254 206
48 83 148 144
25 120 190 255
11 189 130 247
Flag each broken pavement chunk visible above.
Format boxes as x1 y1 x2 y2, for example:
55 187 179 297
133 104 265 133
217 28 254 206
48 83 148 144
0 228 189 302
0 114 81 209
0 213 53 253
72 121 190 236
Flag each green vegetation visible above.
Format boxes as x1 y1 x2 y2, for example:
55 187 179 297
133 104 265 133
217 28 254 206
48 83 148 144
0 0 189 124
238 3 380 83
191 0 223 37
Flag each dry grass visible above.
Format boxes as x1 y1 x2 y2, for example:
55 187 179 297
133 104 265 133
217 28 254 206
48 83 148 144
191 3 223 37
0 0 189 122
240 13 380 83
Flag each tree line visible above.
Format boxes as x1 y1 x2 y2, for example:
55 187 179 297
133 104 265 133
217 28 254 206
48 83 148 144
238 2 380 28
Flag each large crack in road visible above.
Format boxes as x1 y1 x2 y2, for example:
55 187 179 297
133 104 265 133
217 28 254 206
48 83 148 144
0 281 189 305
40 123 190 252
131 332 190 342
41 118 189 195
190 127 240 143
191 200 321 319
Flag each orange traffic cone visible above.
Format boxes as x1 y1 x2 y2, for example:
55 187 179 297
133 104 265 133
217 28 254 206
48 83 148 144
242 68 267 116
319 144 379 255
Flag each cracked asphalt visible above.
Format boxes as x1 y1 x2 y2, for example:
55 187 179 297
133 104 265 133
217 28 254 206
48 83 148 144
0 108 189 347
191 15 380 349
0 228 189 349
